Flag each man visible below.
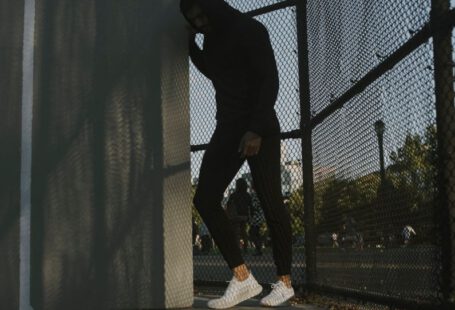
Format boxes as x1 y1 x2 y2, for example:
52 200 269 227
180 0 294 308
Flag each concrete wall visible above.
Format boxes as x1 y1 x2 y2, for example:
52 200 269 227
1 0 192 309
0 0 24 308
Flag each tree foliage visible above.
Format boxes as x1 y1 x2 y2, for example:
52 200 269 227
190 125 438 245
287 125 438 244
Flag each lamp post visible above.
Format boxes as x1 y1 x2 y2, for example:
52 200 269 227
374 120 386 184
374 120 387 244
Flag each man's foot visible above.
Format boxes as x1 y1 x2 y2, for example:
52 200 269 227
207 273 263 309
259 281 295 307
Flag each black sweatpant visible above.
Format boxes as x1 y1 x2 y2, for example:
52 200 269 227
193 123 292 275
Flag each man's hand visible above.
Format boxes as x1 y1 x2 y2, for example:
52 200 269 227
185 23 197 38
238 131 262 158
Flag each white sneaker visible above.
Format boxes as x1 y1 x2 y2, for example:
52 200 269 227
207 273 263 309
259 281 295 307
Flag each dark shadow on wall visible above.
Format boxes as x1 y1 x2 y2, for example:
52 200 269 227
0 0 24 309
30 1 188 309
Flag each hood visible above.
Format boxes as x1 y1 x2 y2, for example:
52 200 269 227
180 0 243 33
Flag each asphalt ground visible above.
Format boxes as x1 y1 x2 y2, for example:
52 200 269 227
194 246 439 301
191 294 325 309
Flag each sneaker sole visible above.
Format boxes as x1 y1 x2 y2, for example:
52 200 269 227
259 293 295 307
208 285 263 309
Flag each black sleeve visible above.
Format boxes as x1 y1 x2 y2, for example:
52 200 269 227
242 23 279 137
189 37 210 78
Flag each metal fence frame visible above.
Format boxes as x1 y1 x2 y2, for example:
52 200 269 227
191 0 455 308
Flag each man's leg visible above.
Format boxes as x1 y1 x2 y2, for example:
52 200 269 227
248 134 295 307
195 127 265 309
193 127 246 269
248 134 292 277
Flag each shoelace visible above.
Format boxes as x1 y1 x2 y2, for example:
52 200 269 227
270 282 281 290
224 279 240 296
267 282 287 299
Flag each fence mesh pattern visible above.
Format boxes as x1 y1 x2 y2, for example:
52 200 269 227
311 48 439 300
191 0 455 307
307 0 440 303
307 1 430 116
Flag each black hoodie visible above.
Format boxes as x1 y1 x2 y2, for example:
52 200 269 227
181 0 280 137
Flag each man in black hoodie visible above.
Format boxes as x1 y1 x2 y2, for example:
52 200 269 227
180 1 294 308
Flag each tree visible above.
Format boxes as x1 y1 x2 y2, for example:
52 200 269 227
287 186 305 238
386 125 438 241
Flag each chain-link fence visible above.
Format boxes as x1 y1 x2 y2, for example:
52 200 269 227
190 0 455 308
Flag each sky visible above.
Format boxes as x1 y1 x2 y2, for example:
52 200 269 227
189 0 455 188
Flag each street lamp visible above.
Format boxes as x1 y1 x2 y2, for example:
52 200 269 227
374 120 387 241
374 120 386 184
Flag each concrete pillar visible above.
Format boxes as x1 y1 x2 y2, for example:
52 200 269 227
3 0 194 309
0 0 24 309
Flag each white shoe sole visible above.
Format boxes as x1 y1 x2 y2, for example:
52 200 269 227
259 293 294 307
207 284 263 309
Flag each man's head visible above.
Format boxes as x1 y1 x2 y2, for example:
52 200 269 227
180 0 212 34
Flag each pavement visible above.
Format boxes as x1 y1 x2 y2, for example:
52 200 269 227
194 246 439 298
191 295 325 309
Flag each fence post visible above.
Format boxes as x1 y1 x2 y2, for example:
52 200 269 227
296 0 317 286
431 0 455 305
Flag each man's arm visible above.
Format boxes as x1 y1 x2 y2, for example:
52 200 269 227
189 34 210 78
243 23 279 137
237 23 278 157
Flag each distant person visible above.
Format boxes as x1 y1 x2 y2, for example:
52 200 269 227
180 0 294 307
227 179 252 253
192 217 199 245
355 232 364 250
331 233 339 248
200 222 212 253
340 217 358 248
402 225 416 246
339 223 347 248
192 217 199 253
249 188 265 256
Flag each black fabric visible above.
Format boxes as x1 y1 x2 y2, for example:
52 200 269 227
193 124 292 275
183 0 280 137
181 0 242 33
